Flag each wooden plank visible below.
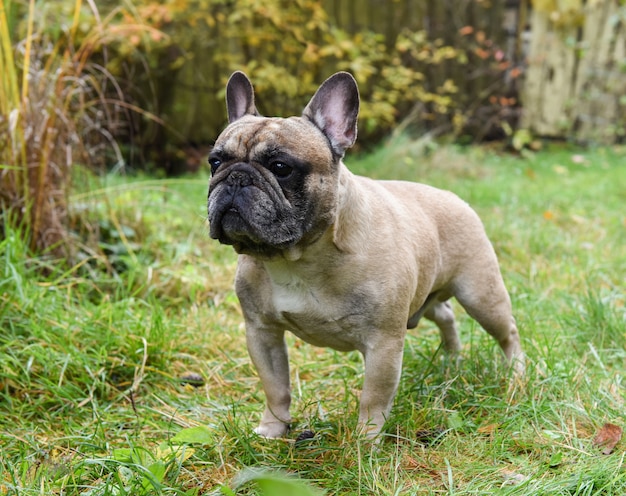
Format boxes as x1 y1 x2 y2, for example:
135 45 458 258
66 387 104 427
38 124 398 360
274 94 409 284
521 8 578 136
522 0 626 142
573 0 626 143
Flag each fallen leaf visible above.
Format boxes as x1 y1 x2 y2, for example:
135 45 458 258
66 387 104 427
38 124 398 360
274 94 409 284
570 214 587 224
478 423 498 435
501 469 528 485
548 451 563 467
415 427 447 446
171 425 215 445
524 168 536 179
180 372 205 387
295 430 315 443
593 423 622 455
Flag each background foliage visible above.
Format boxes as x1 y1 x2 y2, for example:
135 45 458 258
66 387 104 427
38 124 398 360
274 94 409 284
92 0 524 170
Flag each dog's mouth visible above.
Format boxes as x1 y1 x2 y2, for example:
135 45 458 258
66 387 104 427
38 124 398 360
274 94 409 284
208 200 251 242
210 207 297 258
213 208 250 242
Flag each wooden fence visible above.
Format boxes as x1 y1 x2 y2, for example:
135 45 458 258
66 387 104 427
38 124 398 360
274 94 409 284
147 0 523 166
128 0 624 170
523 0 626 144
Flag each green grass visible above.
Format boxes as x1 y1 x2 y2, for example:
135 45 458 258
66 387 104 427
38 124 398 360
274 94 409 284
1 142 625 495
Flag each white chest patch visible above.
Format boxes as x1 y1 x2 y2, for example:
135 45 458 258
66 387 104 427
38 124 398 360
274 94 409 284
266 270 364 350
271 276 315 315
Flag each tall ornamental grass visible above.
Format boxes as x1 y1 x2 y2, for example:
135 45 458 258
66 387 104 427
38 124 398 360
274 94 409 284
0 0 153 260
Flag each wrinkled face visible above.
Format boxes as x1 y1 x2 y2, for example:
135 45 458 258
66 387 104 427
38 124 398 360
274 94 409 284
207 115 339 258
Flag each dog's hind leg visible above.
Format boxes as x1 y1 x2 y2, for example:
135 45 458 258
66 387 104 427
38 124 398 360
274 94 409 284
454 271 525 374
424 300 462 353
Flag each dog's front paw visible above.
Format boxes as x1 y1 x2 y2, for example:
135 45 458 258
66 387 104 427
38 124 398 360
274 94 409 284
357 417 385 441
254 421 290 439
511 352 526 377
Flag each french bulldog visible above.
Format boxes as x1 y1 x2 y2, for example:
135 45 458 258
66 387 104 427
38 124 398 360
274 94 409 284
207 71 524 439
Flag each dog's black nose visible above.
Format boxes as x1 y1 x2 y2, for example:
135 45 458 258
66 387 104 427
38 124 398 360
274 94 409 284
227 170 252 187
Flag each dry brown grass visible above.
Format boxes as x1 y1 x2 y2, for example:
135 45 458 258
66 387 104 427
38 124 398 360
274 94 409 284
0 0 156 260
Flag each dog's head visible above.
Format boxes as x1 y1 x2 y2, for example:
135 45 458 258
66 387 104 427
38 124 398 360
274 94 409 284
207 71 359 259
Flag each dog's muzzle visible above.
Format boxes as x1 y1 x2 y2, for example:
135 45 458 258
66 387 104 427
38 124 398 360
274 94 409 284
207 163 303 255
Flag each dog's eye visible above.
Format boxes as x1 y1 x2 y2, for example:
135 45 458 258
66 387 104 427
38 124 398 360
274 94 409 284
269 161 293 178
209 157 222 174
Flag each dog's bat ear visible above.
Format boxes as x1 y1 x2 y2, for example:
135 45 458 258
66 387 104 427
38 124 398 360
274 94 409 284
303 72 360 157
226 71 259 123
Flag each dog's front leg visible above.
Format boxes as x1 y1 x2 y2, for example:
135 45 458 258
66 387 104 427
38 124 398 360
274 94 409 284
246 327 292 438
358 337 405 438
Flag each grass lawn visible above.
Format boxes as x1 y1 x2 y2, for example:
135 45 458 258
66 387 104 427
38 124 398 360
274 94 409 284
1 141 624 495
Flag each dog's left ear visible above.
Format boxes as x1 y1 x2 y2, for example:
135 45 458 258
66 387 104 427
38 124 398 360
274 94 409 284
303 72 360 157
226 71 260 123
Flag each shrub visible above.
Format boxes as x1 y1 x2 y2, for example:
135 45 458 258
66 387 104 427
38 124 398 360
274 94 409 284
90 0 522 165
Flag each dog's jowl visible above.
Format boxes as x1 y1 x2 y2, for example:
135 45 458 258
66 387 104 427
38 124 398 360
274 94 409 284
207 71 524 439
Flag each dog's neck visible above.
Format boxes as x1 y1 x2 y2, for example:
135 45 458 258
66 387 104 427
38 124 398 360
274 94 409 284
331 163 371 254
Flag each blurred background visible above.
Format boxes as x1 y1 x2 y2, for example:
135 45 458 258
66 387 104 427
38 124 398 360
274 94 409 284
1 0 625 256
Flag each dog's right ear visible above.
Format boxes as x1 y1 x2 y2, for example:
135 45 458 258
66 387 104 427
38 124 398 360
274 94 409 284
226 71 259 123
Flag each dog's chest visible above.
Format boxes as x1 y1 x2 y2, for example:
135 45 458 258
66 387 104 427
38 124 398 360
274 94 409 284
268 273 368 351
